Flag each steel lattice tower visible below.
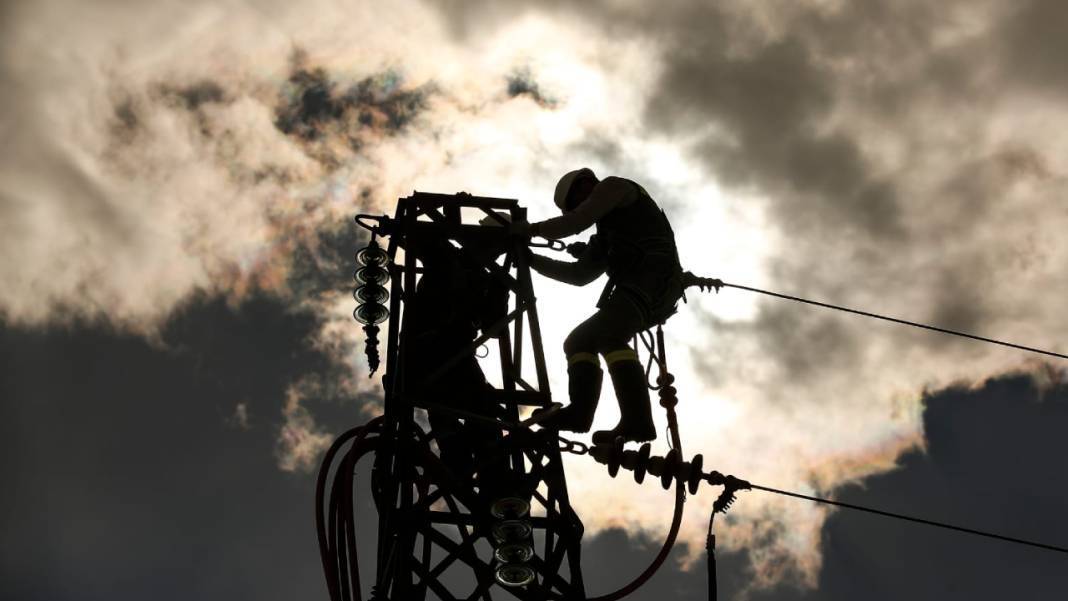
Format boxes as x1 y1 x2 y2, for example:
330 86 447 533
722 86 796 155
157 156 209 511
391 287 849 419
319 192 587 601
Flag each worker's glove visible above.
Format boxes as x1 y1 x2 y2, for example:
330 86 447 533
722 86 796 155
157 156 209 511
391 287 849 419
566 241 587 258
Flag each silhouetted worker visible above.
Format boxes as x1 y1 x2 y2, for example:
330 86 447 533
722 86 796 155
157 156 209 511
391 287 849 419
402 232 510 485
519 168 683 444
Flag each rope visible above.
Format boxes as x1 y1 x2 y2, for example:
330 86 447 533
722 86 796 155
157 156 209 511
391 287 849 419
719 280 1068 361
748 482 1068 555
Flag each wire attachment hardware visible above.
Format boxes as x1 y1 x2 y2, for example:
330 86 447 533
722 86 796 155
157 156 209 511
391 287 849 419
589 437 752 496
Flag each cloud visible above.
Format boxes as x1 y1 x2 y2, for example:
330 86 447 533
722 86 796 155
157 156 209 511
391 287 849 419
273 50 435 168
0 296 376 601
750 373 1068 601
277 380 334 472
1000 0 1068 95
5 0 1068 595
415 0 1068 588
506 66 558 108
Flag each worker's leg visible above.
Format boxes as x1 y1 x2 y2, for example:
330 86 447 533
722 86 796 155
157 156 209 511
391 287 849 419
591 344 656 444
534 319 604 433
588 293 656 444
543 294 655 440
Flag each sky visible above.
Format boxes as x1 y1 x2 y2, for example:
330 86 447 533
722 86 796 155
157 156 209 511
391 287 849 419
2 1 1067 599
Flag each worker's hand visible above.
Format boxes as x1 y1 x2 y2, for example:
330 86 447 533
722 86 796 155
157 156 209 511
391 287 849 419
566 241 587 258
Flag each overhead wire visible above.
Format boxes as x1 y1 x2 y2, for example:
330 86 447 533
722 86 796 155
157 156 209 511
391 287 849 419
716 280 1068 361
747 482 1068 555
677 277 1068 555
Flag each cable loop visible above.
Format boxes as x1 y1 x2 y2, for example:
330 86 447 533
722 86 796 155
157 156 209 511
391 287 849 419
355 214 390 236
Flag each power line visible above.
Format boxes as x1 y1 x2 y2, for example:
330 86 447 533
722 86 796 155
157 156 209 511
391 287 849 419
583 438 1068 557
748 482 1068 555
719 281 1068 361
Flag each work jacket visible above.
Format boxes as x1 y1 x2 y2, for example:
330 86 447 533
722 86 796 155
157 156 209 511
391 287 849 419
530 178 683 325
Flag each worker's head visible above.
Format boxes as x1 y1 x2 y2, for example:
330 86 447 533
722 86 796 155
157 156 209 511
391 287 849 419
554 168 598 213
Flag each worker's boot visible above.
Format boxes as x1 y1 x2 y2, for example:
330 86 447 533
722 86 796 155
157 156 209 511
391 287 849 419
534 354 601 433
592 351 656 445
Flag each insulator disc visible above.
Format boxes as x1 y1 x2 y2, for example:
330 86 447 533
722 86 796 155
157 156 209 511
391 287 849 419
688 454 704 495
491 519 532 543
354 284 389 304
356 244 389 267
353 303 389 325
355 265 389 286
495 564 535 588
494 541 534 563
490 497 530 519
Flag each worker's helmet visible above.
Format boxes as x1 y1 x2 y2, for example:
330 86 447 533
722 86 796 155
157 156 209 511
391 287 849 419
554 168 597 212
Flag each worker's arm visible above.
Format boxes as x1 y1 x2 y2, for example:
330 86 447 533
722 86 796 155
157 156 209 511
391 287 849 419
532 177 636 239
528 235 607 286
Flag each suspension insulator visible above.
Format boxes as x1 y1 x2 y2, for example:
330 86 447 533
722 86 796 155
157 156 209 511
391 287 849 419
590 441 751 496
657 384 678 409
355 240 388 267
660 449 680 490
688 454 704 494
362 324 381 374
352 236 392 375
354 283 389 304
354 303 390 325
490 495 536 588
633 443 652 484
605 437 625 478
354 264 390 286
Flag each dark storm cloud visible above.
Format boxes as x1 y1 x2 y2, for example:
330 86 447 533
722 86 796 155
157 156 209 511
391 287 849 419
925 267 990 340
578 528 759 601
692 302 862 390
0 297 748 601
4 307 1059 601
0 293 374 601
428 0 907 236
110 80 230 142
286 218 370 301
158 79 229 111
274 50 433 166
1001 0 1068 95
110 97 140 141
506 66 557 108
750 373 1068 601
640 9 912 242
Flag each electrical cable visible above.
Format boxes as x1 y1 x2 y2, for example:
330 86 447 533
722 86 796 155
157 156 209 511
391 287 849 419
748 482 1068 555
718 281 1068 361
